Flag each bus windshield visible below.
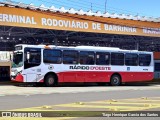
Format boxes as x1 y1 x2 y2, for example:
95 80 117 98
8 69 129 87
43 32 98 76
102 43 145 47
12 52 23 68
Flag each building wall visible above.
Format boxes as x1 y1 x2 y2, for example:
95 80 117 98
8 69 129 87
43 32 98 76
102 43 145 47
0 51 12 81
0 51 13 61
0 60 11 81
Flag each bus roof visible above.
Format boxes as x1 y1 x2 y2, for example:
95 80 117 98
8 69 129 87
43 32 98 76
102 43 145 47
15 44 152 54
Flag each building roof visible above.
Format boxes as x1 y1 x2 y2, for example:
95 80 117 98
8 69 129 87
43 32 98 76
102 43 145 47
0 1 160 23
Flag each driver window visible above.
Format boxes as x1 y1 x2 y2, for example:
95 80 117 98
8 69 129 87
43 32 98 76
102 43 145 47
24 48 41 69
29 53 41 63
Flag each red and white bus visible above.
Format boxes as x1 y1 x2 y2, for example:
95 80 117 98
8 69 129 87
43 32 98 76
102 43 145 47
11 44 154 86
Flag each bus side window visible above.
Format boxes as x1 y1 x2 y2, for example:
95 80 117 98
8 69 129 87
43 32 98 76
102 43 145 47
96 52 110 65
79 51 95 65
125 53 138 66
139 54 151 66
87 56 94 65
57 58 62 64
63 50 78 64
111 53 124 65
43 49 62 64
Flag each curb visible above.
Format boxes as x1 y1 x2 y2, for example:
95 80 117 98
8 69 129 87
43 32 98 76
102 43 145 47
0 81 20 85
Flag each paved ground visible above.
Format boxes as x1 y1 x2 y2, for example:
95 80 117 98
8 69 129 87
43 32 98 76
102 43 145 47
0 81 160 120
0 81 160 96
0 90 160 120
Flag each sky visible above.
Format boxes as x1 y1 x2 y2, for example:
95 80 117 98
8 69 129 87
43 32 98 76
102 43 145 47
1 0 160 18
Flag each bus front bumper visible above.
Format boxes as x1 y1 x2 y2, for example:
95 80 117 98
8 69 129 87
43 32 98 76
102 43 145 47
11 73 23 82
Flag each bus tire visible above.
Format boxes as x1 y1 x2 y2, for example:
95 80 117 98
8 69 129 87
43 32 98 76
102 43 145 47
110 74 121 86
44 74 56 87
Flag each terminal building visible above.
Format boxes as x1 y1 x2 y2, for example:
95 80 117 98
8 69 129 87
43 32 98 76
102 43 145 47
0 1 160 81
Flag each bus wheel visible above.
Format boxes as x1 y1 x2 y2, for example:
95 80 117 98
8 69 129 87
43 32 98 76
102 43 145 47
44 74 56 87
110 75 121 86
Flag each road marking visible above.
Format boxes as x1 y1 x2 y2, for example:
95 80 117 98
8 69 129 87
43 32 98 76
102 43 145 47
1 97 160 119
54 97 160 111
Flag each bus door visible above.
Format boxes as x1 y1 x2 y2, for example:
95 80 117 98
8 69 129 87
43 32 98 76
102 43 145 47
26 68 37 82
24 48 41 82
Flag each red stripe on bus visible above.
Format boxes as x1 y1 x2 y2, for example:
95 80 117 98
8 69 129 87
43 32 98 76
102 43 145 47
39 79 44 82
15 73 23 82
57 71 154 83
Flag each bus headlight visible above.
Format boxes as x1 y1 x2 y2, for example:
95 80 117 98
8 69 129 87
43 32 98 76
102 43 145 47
11 69 18 75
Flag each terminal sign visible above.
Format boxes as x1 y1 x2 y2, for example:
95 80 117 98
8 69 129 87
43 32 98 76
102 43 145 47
0 6 160 37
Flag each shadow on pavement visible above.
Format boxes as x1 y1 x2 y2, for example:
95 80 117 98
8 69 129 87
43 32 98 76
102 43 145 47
0 79 160 87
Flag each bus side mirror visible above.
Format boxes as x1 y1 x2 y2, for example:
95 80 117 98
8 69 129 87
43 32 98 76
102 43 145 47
27 52 30 60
